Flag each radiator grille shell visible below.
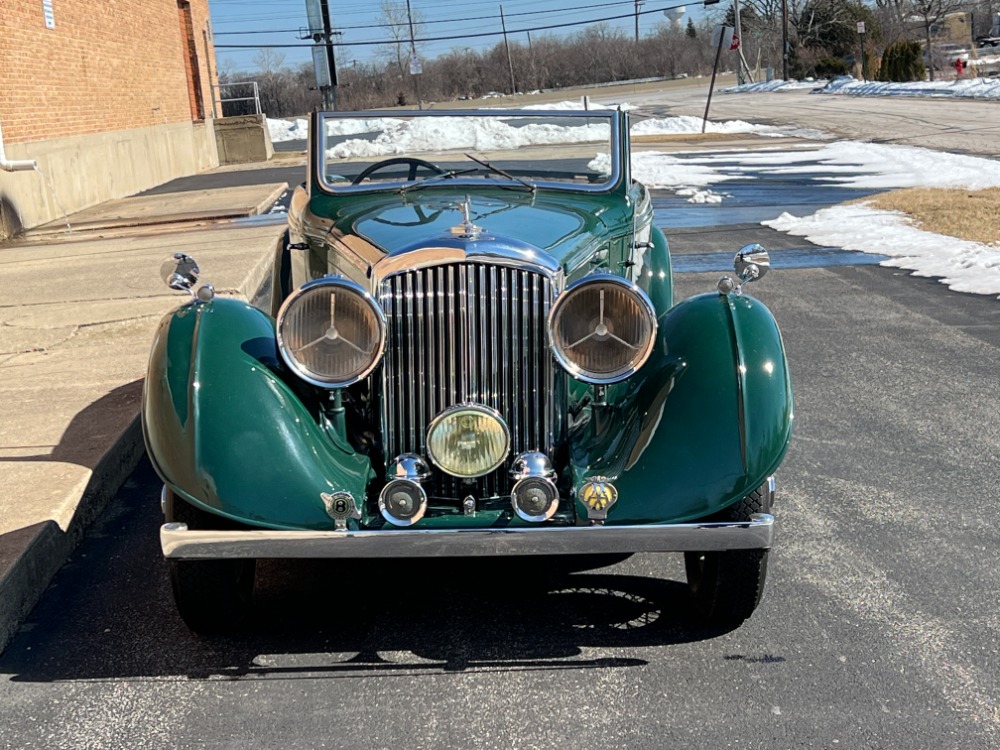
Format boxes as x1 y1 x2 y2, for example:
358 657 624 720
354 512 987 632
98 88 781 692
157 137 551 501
379 262 556 500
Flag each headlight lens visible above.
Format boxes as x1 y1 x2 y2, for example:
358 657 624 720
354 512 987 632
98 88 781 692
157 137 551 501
549 275 657 383
426 405 511 478
276 277 386 387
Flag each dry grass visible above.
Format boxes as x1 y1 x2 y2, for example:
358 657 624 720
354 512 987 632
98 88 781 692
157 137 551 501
861 187 1000 246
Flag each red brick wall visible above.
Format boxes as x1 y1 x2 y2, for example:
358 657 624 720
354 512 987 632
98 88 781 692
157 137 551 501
0 0 218 144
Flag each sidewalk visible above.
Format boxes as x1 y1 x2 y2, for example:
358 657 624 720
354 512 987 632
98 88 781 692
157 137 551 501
0 179 290 654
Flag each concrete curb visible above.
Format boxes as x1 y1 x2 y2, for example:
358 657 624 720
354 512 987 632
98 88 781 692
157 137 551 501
0 417 145 654
0 226 285 656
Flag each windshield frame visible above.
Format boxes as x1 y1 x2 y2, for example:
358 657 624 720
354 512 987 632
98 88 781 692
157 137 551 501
312 109 623 196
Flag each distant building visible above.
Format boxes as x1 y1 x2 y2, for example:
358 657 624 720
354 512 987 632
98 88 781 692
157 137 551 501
0 0 220 239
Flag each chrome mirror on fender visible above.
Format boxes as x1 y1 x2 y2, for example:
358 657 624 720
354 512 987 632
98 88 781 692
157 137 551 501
160 253 215 303
160 253 200 291
734 244 770 284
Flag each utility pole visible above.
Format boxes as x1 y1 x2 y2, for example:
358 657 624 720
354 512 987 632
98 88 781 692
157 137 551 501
319 0 338 110
500 5 516 95
634 0 645 43
781 0 789 80
527 30 538 91
405 0 423 109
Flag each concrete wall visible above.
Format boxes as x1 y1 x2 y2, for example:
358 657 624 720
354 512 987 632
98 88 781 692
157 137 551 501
214 115 274 165
0 120 218 239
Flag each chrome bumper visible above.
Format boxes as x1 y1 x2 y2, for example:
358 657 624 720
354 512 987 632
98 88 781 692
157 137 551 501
160 514 775 559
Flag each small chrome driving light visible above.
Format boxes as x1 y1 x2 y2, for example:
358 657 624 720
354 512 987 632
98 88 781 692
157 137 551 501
426 404 511 478
379 479 428 526
276 277 387 388
511 477 560 522
549 274 657 384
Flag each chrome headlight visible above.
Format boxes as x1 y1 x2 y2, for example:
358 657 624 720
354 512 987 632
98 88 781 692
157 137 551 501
426 404 511 478
276 277 386 388
548 275 657 384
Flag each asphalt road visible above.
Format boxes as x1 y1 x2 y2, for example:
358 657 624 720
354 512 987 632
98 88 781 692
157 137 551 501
2 124 1000 749
606 85 1000 157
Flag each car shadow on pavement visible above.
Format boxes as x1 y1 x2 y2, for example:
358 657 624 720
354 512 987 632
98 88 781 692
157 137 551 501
0 457 739 683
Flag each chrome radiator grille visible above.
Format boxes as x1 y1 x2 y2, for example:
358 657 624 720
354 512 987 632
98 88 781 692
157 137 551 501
379 262 555 499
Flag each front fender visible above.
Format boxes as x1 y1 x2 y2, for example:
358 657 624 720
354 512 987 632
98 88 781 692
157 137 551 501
568 291 793 523
141 298 375 530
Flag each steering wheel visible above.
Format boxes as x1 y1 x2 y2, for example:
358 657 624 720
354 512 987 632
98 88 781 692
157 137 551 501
351 157 447 185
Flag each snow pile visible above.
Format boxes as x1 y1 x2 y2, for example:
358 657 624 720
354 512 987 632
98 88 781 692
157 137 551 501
719 140 1000 191
267 117 308 142
822 75 1000 100
724 79 821 93
519 100 635 111
631 114 767 135
326 117 612 159
766 205 1000 296
726 75 1000 100
630 152 742 190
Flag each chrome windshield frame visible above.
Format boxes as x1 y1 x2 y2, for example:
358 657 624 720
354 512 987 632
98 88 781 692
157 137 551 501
314 109 623 196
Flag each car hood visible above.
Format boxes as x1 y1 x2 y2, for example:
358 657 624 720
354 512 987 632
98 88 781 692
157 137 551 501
308 188 632 271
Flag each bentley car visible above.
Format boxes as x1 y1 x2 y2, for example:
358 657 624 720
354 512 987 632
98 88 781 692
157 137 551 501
142 109 793 632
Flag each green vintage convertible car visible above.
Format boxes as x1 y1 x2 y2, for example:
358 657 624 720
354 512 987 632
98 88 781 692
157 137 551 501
143 109 793 632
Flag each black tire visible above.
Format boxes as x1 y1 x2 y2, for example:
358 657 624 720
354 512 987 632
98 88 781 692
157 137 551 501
684 483 771 627
166 491 256 634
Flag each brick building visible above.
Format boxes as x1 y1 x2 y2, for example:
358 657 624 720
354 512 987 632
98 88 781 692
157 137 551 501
0 0 220 239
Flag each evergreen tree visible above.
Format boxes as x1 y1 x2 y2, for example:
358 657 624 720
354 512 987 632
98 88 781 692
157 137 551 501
686 18 697 38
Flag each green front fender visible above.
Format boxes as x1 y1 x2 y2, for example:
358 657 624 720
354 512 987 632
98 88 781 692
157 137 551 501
569 291 793 524
142 298 375 530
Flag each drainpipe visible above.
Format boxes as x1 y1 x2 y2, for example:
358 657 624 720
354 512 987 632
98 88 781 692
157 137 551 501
0 122 37 172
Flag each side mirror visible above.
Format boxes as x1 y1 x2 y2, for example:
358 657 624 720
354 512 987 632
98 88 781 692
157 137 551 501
734 244 770 283
160 253 200 292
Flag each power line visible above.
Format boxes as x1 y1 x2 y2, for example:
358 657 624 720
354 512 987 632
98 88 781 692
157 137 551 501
212 0 641 35
214 2 692 49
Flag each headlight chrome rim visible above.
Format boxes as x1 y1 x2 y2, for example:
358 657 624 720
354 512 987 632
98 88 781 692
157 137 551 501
276 276 387 388
548 274 657 384
426 403 512 478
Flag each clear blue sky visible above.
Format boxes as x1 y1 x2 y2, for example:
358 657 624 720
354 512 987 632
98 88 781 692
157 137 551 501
208 0 711 73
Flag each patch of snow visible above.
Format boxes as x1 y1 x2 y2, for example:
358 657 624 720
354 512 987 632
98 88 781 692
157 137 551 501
725 75 1000 100
765 205 1000 297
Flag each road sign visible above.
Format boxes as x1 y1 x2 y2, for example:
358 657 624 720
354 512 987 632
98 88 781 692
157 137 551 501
409 55 423 75
857 21 866 34
711 25 734 50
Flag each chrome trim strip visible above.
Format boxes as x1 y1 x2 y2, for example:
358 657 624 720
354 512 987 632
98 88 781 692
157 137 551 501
162 514 776 559
371 241 564 291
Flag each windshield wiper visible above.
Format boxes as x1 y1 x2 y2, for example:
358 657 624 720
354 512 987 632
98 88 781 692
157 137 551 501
398 167 479 194
463 153 536 191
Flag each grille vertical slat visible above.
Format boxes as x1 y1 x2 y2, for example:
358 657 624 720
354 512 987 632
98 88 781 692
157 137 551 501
380 262 554 500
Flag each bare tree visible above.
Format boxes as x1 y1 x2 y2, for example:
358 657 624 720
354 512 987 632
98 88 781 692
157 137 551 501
908 0 967 79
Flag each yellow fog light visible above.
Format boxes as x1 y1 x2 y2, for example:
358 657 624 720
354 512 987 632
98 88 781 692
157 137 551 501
426 404 511 478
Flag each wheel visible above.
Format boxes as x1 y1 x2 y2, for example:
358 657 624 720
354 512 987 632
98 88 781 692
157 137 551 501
351 157 446 184
165 490 256 634
684 481 772 627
